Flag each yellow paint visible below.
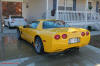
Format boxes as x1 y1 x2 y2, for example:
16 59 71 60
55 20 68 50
19 19 90 53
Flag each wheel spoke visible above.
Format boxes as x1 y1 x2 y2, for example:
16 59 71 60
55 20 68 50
35 39 41 53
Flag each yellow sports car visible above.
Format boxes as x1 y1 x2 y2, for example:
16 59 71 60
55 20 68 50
17 19 90 54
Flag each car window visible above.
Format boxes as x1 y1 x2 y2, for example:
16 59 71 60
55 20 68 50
11 16 23 18
43 20 70 29
29 21 40 29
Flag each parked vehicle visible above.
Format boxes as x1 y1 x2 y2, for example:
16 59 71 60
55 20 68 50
17 19 90 54
4 15 27 28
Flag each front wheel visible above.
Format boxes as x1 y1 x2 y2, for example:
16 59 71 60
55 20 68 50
8 22 11 29
34 37 44 54
17 29 21 40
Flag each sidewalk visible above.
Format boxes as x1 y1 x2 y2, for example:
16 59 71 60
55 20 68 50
91 31 100 36
0 27 17 33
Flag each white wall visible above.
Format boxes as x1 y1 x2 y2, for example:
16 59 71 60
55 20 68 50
22 0 46 22
88 0 96 12
48 0 53 12
76 0 97 11
76 0 86 11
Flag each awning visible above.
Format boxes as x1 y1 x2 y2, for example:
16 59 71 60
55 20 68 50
1 0 23 2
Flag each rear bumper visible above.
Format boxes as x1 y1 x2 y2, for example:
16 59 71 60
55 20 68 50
9 23 27 27
45 42 89 53
44 35 90 53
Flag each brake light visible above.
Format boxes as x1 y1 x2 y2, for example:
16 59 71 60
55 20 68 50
62 34 67 39
24 18 27 21
55 35 60 40
86 32 89 36
81 32 85 36
12 19 15 22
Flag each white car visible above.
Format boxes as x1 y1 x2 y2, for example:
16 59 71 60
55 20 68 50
4 15 27 28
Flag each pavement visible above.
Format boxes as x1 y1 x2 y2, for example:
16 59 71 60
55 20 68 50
0 33 100 66
0 27 100 35
1 27 17 33
0 27 100 66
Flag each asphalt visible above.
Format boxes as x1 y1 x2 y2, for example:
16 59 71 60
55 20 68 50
0 33 100 66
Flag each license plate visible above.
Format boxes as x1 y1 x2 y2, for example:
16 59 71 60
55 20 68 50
68 38 80 44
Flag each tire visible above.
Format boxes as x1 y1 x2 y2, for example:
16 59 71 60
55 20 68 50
17 29 21 40
68 47 79 54
34 37 44 54
8 22 11 29
73 48 79 53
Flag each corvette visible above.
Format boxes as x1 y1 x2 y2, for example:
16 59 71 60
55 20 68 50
17 19 90 54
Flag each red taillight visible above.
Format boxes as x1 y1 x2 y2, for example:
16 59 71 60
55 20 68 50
86 32 89 36
81 32 85 36
55 35 60 40
62 34 67 39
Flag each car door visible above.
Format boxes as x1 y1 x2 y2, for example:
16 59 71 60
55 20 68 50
22 21 40 43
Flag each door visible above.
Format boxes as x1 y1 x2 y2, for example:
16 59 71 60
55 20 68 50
21 21 40 43
96 1 99 12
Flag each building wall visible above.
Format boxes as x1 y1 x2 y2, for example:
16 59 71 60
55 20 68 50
22 0 47 22
48 0 53 11
76 0 97 11
76 0 86 11
58 0 97 11
2 2 22 17
88 0 96 11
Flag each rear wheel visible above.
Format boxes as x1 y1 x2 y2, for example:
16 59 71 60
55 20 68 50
8 22 11 29
34 37 44 54
68 47 79 54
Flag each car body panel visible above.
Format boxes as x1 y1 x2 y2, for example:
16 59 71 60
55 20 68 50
4 15 27 27
19 19 90 53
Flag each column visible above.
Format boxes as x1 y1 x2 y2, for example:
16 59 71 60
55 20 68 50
46 0 49 19
56 0 59 20
85 0 88 24
64 0 66 11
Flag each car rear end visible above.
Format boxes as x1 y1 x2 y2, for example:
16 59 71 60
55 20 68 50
9 16 27 27
44 28 90 53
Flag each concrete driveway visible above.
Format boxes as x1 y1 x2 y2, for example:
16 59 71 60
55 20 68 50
0 34 100 66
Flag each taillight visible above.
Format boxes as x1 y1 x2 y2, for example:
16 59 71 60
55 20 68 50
55 35 60 40
62 34 67 39
81 32 85 36
12 19 15 22
24 18 27 21
86 32 89 36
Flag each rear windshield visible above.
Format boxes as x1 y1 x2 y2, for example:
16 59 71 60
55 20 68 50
43 20 70 29
11 16 23 18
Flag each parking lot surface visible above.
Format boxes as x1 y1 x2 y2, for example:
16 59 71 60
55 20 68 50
0 34 100 66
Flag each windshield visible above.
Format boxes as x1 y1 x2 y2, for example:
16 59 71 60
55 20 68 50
43 20 70 29
11 16 23 18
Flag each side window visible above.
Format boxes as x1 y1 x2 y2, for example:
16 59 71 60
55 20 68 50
30 21 40 29
43 21 56 29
